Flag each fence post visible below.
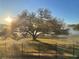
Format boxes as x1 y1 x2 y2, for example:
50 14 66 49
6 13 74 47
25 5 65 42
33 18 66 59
56 43 58 59
39 42 40 59
5 40 7 58
73 43 75 57
21 43 23 58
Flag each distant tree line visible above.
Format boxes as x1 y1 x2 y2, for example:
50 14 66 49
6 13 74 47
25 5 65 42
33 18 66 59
74 24 79 30
69 24 79 31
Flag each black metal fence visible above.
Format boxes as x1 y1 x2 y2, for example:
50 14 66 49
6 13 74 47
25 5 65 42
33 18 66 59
0 42 79 59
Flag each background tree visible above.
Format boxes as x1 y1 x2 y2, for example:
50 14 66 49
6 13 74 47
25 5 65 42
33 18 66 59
74 24 79 30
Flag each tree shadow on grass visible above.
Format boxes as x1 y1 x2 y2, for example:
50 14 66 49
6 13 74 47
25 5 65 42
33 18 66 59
26 40 57 53
27 40 75 58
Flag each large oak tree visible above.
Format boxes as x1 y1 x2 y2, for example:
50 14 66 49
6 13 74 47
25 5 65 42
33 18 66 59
12 8 67 40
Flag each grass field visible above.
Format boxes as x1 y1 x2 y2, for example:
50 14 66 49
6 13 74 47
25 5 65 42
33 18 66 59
0 36 79 59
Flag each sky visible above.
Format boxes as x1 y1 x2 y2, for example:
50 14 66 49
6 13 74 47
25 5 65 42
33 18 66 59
0 0 79 24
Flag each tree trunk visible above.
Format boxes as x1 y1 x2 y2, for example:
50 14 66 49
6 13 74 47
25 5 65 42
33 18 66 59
32 35 37 40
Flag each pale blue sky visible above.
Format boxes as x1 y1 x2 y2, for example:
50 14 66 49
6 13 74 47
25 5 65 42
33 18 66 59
0 0 79 24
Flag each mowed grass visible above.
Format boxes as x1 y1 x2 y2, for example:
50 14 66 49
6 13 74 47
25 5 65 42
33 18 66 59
0 36 78 59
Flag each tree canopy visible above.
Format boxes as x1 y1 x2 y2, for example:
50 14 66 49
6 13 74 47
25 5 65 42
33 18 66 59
11 8 68 40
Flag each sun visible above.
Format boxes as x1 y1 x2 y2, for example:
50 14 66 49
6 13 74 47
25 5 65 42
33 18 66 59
5 16 12 23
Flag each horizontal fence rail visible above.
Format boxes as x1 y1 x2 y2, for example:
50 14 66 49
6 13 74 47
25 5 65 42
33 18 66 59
0 42 79 59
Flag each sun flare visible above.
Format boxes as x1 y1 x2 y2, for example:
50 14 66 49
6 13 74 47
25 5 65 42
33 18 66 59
5 16 12 23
